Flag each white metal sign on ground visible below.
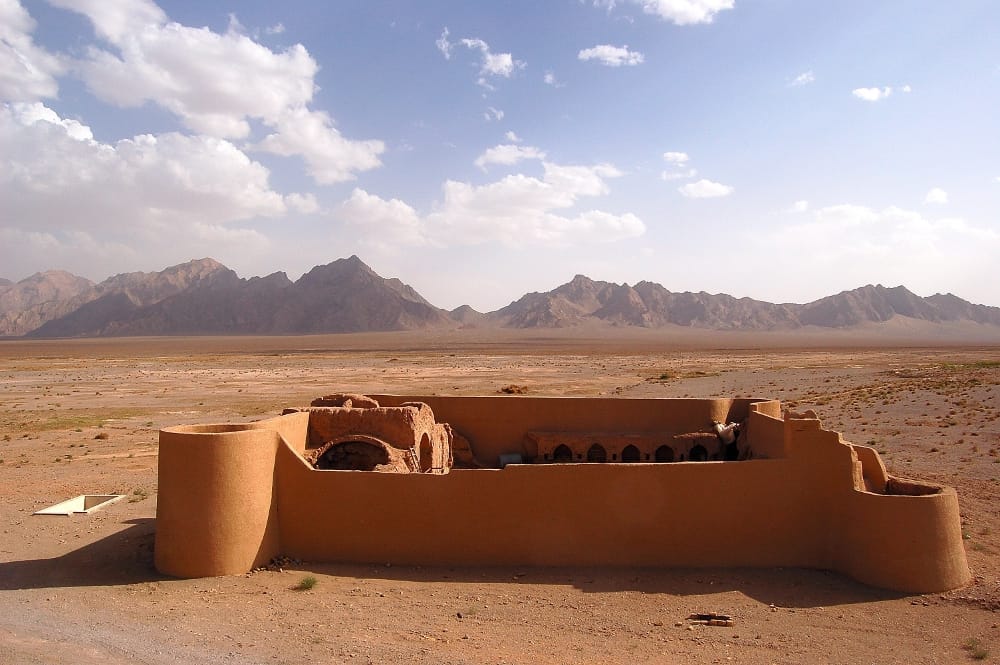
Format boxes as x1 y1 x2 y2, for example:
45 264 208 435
33 494 126 516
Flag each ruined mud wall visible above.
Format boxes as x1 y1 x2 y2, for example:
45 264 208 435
369 395 774 467
155 399 970 593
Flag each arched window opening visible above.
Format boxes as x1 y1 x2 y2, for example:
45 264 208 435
622 445 641 463
586 443 607 463
654 445 675 463
315 440 389 471
689 444 708 462
553 444 573 463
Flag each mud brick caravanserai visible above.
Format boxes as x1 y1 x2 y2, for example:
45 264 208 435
155 393 971 593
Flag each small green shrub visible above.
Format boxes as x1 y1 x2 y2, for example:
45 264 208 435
294 575 317 591
964 637 988 660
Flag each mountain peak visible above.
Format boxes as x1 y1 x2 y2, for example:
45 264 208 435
5 257 1000 337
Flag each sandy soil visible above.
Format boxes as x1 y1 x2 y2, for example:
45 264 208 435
1 329 998 664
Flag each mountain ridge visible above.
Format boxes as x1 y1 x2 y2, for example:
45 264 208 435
3 257 998 338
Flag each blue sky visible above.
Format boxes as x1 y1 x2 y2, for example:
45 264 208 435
2 0 999 310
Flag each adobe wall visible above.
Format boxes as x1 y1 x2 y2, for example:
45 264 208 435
369 395 774 466
154 412 309 578
154 398 971 593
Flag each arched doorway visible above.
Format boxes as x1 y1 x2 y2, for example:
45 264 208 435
621 444 641 463
553 444 573 463
419 434 434 472
654 445 674 463
689 444 708 462
586 443 607 463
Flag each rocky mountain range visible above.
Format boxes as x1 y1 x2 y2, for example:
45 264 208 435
1 257 998 338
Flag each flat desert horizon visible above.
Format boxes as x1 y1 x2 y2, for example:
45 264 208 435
1 329 998 664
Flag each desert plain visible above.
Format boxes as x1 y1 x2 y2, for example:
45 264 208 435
0 327 998 664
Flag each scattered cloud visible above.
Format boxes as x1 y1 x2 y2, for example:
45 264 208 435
461 38 523 79
660 151 696 181
578 44 644 67
254 107 384 185
852 85 911 102
924 187 948 205
474 143 546 170
852 87 892 102
678 178 733 198
789 70 815 87
435 27 453 59
439 29 525 88
596 0 735 25
763 204 1000 301
264 22 286 35
0 0 66 101
543 70 565 87
46 0 383 184
483 106 504 122
340 188 426 248
341 162 643 247
504 131 521 143
789 200 809 213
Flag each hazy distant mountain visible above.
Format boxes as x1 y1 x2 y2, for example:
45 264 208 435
925 293 1000 326
492 275 801 330
449 305 486 327
5 257 999 337
25 256 451 337
0 278 12 288
0 270 96 336
796 284 943 327
28 259 240 337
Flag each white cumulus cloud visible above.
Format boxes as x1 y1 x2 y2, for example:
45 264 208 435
924 187 948 205
475 144 546 170
678 178 733 198
442 34 524 88
599 0 734 25
0 0 66 101
285 192 319 214
763 204 1000 304
504 130 521 143
47 0 384 184
340 188 426 248
339 162 643 248
789 200 809 213
254 107 384 185
0 101 285 278
852 86 893 102
1 102 287 230
578 44 644 67
663 151 690 164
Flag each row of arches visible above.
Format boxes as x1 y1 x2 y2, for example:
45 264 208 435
547 443 709 464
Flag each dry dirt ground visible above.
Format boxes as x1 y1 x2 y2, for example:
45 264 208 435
1 329 998 664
